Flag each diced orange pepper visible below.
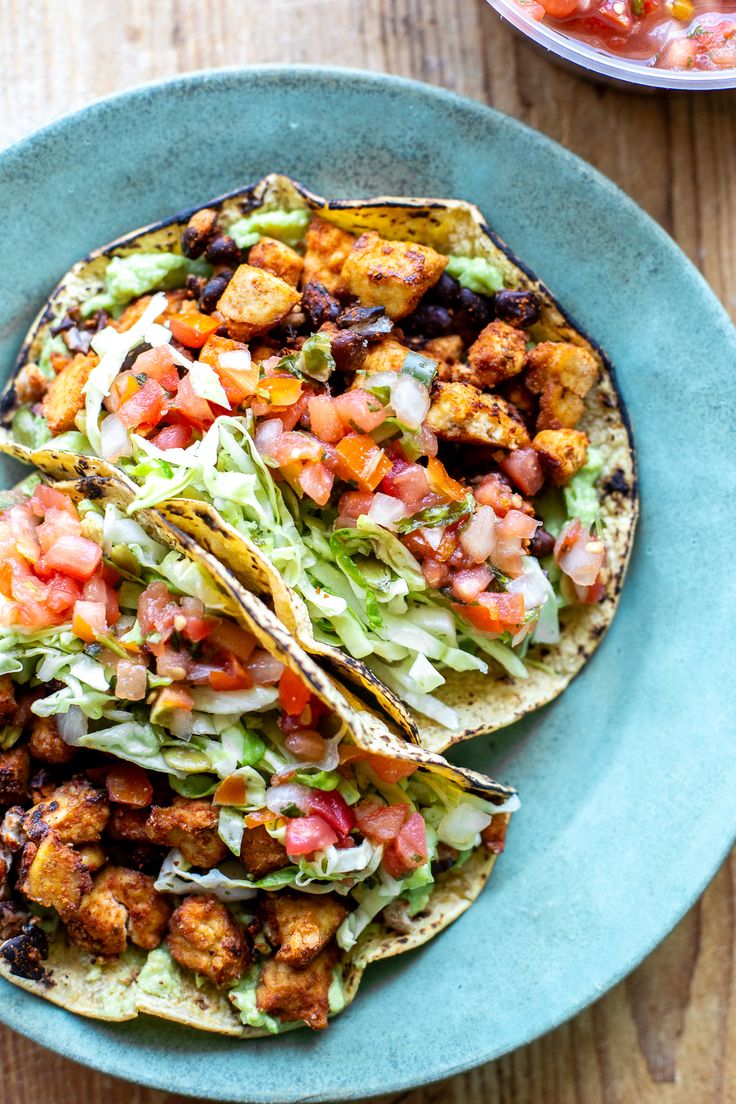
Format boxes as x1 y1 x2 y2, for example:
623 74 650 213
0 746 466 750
168 311 221 349
366 755 418 784
335 434 392 492
243 809 282 830
279 668 312 716
258 376 303 407
426 457 466 502
105 763 153 807
214 774 249 807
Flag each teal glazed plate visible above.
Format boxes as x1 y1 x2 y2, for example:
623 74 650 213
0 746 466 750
0 68 734 1101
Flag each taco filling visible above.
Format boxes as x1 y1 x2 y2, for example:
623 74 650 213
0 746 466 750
0 478 515 1033
5 178 632 735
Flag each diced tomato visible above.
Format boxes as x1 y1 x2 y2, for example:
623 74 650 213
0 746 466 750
308 395 346 443
390 812 428 873
169 311 221 349
105 371 140 414
272 432 323 466
474 473 531 517
150 423 192 450
279 668 312 716
284 814 338 856
133 345 180 391
298 461 334 506
200 335 259 405
207 621 256 662
422 557 451 589
498 448 545 497
381 460 431 506
334 389 387 434
30 485 78 518
539 0 578 14
308 790 355 836
45 572 81 615
155 646 191 680
554 519 606 589
169 373 215 430
208 655 253 691
450 565 493 603
337 491 375 520
258 376 303 407
105 762 153 807
36 508 81 555
117 377 166 431
138 580 179 640
72 599 107 643
426 457 466 502
366 755 418 784
354 798 409 844
335 434 392 492
594 0 633 31
456 591 526 635
39 535 102 582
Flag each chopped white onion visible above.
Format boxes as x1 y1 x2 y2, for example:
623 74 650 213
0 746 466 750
390 375 430 430
168 710 195 741
99 414 133 461
459 505 497 564
364 371 399 394
507 560 549 610
419 526 444 551
57 706 89 747
437 803 492 850
367 493 409 531
266 783 313 816
218 349 252 372
254 418 283 458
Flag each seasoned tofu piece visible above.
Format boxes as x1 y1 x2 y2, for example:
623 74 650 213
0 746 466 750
526 341 598 431
146 798 227 867
256 944 338 1030
15 361 51 403
259 892 347 968
216 264 300 341
24 777 109 844
424 335 465 374
0 747 30 806
77 843 107 873
481 811 511 855
167 894 251 986
28 716 76 765
532 428 589 486
341 232 447 320
248 237 304 288
426 381 531 450
68 866 171 957
18 832 92 920
361 337 413 376
108 806 150 843
302 217 356 294
464 321 527 389
41 352 98 435
240 825 288 881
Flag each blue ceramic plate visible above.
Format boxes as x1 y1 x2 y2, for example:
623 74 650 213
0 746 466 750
0 68 734 1101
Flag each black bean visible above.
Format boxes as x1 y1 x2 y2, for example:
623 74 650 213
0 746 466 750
453 286 493 343
50 316 74 335
494 289 541 328
330 329 368 373
180 207 219 258
204 234 242 267
428 271 462 306
529 527 556 559
199 271 233 313
302 281 341 328
63 326 93 355
403 303 453 338
0 920 48 981
186 274 206 298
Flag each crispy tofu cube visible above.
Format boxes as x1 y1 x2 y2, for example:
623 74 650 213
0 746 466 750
68 866 171 957
18 832 92 920
302 217 356 294
28 716 76 765
0 746 30 806
167 894 251 987
526 341 598 431
216 264 300 341
256 945 338 1030
0 677 16 723
41 352 98 435
424 335 465 374
146 798 227 868
259 892 347 968
108 806 150 843
24 777 109 844
465 321 527 389
481 811 511 855
426 381 531 450
77 843 107 873
361 337 413 376
15 362 50 404
341 232 448 320
533 429 589 486
239 825 288 881
248 237 304 288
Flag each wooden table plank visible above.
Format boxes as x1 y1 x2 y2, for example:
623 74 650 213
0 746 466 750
0 2 733 1101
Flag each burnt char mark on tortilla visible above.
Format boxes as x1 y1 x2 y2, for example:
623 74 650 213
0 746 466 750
76 474 111 500
0 919 51 983
604 468 631 496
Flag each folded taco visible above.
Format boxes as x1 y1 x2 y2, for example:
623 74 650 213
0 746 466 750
0 475 515 1035
0 174 637 751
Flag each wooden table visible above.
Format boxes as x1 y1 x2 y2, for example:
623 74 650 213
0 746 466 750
1 2 734 1101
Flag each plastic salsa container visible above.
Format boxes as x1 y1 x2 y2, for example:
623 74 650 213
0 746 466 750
490 0 736 87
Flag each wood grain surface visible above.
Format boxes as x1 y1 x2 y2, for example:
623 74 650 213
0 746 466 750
0 2 734 1102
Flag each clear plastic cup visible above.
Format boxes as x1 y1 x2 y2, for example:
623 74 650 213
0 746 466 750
488 0 736 89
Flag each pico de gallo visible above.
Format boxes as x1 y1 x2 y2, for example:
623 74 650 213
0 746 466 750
0 478 515 1031
520 0 736 70
10 198 610 729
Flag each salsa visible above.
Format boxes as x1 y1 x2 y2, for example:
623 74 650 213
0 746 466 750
520 0 736 69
